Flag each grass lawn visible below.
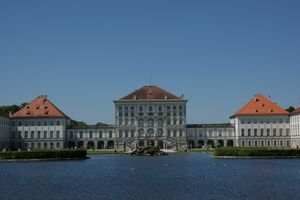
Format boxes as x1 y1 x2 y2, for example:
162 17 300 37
87 149 117 154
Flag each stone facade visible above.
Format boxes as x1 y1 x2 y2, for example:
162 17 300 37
186 124 235 148
229 94 291 148
0 113 10 150
10 117 67 150
0 88 299 151
114 86 188 151
66 125 116 149
290 108 300 148
10 96 68 150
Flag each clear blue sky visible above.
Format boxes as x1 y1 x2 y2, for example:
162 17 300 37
1 0 300 124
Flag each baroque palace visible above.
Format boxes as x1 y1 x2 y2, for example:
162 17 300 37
0 85 300 151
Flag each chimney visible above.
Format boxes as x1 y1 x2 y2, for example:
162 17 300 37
9 111 12 118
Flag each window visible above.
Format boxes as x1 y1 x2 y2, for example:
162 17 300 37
179 130 183 137
241 119 245 124
131 130 135 137
274 140 277 147
254 129 257 137
31 131 34 139
248 129 251 137
25 131 28 139
242 141 245 147
109 131 112 138
241 129 245 137
148 106 153 112
273 129 276 136
167 130 171 137
167 119 171 125
138 119 144 127
38 121 41 126
119 112 123 117
173 118 177 125
18 121 22 126
44 131 47 138
261 141 264 147
147 129 154 136
139 106 143 112
248 141 251 147
260 129 264 136
89 131 93 139
31 121 34 126
50 131 54 138
44 121 48 126
138 129 144 137
158 119 163 126
267 129 270 136
158 106 162 112
286 129 290 136
157 129 163 137
148 119 154 127
279 129 283 136
50 121 54 126
57 120 60 126
56 131 60 138
79 131 83 139
119 131 122 138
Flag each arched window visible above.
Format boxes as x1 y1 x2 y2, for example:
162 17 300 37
173 118 177 125
158 119 163 127
138 129 144 137
147 129 154 136
147 119 154 127
138 119 144 127
157 129 163 137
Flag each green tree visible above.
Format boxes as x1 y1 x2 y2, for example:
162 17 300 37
70 120 87 126
96 122 108 126
0 105 22 115
286 106 295 113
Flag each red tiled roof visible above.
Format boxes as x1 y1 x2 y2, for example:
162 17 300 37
120 86 182 100
291 107 300 115
12 96 68 118
232 94 289 117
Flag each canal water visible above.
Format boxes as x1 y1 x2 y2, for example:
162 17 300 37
0 153 300 200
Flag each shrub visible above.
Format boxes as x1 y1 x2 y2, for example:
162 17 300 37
214 147 300 157
0 149 87 160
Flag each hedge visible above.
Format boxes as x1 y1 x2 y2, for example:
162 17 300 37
214 147 300 157
0 149 87 160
